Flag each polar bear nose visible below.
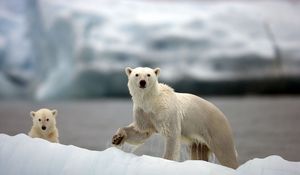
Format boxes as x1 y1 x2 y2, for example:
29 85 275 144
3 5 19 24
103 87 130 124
42 126 47 130
139 80 146 88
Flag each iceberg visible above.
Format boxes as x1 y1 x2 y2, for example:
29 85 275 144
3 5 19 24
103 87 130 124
0 134 299 175
0 0 300 99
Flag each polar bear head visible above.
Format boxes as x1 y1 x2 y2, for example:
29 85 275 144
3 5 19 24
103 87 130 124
125 67 160 95
30 108 57 132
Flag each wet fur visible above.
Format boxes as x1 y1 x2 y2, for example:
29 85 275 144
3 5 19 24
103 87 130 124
112 67 238 169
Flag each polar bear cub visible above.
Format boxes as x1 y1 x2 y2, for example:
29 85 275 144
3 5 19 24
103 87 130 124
112 67 238 169
28 108 59 143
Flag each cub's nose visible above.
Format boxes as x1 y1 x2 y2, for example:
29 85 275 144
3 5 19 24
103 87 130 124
139 80 146 88
42 126 46 130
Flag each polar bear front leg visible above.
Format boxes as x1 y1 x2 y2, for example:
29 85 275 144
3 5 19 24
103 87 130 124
160 119 181 161
112 123 153 146
163 135 181 161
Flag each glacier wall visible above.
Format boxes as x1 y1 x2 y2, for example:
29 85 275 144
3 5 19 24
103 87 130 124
0 0 300 99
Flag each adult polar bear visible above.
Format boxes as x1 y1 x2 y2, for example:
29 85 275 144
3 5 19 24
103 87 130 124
112 67 239 169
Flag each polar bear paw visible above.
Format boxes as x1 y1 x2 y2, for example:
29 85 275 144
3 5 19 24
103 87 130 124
112 128 127 146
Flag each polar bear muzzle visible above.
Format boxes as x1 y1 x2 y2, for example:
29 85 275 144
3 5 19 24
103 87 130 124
139 80 146 88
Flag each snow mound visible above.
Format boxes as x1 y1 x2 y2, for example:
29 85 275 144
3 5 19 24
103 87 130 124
0 134 299 175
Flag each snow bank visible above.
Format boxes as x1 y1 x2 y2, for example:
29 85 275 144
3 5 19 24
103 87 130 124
0 134 299 175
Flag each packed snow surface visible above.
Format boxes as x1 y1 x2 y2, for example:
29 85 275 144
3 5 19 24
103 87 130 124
0 134 299 175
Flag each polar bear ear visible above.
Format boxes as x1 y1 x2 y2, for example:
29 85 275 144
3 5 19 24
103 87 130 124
125 67 133 77
30 111 36 118
154 68 160 77
51 109 57 117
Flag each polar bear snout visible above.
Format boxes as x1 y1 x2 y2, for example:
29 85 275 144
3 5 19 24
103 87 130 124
139 80 146 88
41 125 47 130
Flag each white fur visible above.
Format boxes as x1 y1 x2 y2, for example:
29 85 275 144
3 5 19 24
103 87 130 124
112 67 238 169
28 108 59 143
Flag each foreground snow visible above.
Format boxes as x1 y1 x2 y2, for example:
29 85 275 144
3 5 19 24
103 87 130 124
0 134 299 175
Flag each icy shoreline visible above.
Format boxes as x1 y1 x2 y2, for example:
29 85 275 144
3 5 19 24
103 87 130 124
0 134 299 175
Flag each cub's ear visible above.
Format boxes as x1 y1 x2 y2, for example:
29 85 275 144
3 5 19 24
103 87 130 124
125 67 133 77
154 68 160 77
30 111 36 118
52 109 58 117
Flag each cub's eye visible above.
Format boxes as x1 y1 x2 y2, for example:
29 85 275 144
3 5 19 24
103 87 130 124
46 118 49 121
147 74 151 77
38 119 41 122
135 74 139 77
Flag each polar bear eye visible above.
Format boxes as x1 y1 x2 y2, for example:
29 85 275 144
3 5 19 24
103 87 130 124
38 119 41 122
135 74 139 77
46 118 49 122
147 74 151 77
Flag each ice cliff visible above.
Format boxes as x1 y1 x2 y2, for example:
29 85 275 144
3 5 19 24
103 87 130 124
0 0 299 99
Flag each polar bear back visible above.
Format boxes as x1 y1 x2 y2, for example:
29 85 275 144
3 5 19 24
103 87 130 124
175 93 233 145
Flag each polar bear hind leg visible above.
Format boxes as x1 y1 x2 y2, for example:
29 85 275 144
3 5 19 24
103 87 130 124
210 140 239 169
190 142 210 161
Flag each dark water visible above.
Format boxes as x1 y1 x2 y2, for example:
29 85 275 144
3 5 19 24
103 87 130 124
0 96 299 164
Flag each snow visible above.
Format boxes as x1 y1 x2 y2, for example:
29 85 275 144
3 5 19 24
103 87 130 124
0 134 299 175
0 0 300 99
237 156 300 175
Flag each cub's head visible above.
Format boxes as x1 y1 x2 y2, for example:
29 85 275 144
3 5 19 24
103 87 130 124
30 108 57 132
125 67 160 94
